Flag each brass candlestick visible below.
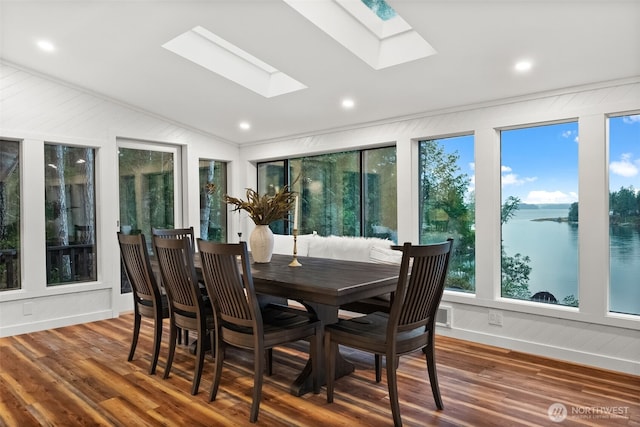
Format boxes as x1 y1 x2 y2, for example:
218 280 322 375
289 228 302 267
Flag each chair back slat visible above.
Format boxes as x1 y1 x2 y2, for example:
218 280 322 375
197 240 259 329
118 233 159 303
152 236 203 315
391 239 453 333
152 227 196 253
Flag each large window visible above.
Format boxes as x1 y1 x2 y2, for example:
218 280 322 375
609 114 640 316
118 147 175 241
118 144 177 293
363 147 397 241
257 160 287 235
0 140 20 291
45 144 96 285
418 135 475 292
199 159 227 242
500 122 579 306
257 146 397 241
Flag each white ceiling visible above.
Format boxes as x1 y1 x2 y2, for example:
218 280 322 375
1 0 639 145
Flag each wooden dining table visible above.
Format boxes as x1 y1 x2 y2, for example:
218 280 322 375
249 253 399 396
152 251 400 396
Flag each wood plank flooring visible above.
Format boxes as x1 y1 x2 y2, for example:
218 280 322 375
1 314 638 426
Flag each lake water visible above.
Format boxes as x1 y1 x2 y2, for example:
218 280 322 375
501 208 640 315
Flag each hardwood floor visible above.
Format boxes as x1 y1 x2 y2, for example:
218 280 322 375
1 314 638 426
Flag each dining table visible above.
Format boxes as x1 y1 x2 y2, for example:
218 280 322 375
152 251 400 396
249 253 399 396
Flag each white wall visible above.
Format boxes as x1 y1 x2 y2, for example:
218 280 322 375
240 78 640 375
0 61 240 336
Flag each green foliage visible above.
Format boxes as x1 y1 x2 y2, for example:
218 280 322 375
610 186 640 227
501 196 521 225
500 197 533 300
563 294 579 307
568 202 579 222
418 140 475 291
501 252 532 299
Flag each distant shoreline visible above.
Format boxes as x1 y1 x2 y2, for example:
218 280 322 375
531 217 569 223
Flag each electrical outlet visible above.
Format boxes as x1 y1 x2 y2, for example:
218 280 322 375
488 310 503 326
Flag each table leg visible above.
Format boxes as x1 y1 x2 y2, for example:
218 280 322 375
288 301 355 397
289 349 354 397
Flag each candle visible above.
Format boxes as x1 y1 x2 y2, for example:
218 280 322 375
293 196 299 230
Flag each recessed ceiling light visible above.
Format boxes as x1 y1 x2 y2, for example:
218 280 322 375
515 60 533 72
342 98 355 109
37 40 56 52
239 121 251 130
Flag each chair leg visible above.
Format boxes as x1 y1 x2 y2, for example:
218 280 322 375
325 332 336 403
386 352 402 427
191 329 205 395
209 331 216 358
163 322 178 379
210 340 225 402
425 337 444 410
128 311 141 362
375 354 382 383
250 346 265 422
311 326 321 394
266 348 273 376
149 313 163 375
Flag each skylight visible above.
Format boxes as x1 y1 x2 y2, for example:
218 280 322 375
162 26 307 98
283 0 436 70
361 0 397 21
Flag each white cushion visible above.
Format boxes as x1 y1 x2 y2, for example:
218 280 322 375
369 245 403 265
308 235 395 263
272 233 312 256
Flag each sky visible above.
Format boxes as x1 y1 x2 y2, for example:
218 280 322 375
437 114 640 205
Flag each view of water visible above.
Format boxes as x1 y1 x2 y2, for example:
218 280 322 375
501 208 640 314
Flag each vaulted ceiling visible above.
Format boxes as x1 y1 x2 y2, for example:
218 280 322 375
1 0 639 144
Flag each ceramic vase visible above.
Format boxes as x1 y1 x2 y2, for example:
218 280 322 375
250 225 274 263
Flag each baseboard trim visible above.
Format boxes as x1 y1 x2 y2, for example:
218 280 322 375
437 326 640 376
0 310 114 338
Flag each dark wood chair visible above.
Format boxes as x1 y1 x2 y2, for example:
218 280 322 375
117 232 169 375
152 235 215 395
152 226 196 252
325 239 454 427
197 240 322 423
339 245 402 315
152 226 196 344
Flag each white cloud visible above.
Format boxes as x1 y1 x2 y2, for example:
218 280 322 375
502 173 520 186
524 190 577 204
501 165 512 173
610 153 639 178
502 173 537 186
469 162 475 171
562 130 579 143
622 115 640 124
